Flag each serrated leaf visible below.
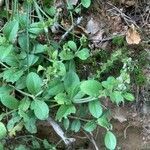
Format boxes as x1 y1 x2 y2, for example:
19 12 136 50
3 19 19 43
71 120 81 132
88 100 103 118
104 131 117 150
0 95 19 109
32 100 49 120
26 72 42 94
0 122 7 139
76 48 90 60
81 0 91 8
80 80 102 97
56 105 76 121
83 121 97 132
123 93 134 101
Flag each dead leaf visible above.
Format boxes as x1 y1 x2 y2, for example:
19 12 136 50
126 24 141 45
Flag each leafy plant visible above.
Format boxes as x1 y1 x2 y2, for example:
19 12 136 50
0 0 136 149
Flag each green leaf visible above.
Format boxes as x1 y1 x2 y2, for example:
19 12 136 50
33 43 47 54
68 41 77 51
123 93 134 101
110 91 124 104
3 68 24 83
0 95 19 109
7 116 21 132
0 44 13 61
71 120 81 132
28 22 44 35
83 121 97 132
3 19 19 43
88 100 103 118
26 72 42 94
56 105 76 121
32 100 49 120
102 76 117 90
19 97 30 112
76 48 90 60
97 116 111 130
81 0 91 8
104 131 117 150
45 6 56 17
47 79 64 96
64 71 80 94
80 80 102 97
63 118 70 130
24 116 37 133
26 54 39 66
59 50 74 60
0 122 7 139
54 93 71 105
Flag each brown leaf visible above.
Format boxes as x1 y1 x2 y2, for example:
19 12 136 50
126 24 141 45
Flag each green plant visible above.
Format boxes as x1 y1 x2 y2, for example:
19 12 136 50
0 0 135 149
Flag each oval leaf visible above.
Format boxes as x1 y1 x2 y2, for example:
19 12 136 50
26 72 42 94
1 95 19 109
88 100 103 118
0 122 7 139
32 100 49 120
80 80 102 97
104 131 117 150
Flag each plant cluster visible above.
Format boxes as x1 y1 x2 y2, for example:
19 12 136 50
0 0 135 149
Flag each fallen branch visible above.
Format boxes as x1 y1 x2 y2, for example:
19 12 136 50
47 117 75 147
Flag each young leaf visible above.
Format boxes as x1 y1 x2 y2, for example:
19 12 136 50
56 105 76 121
104 131 117 150
32 100 49 120
81 0 91 8
0 95 19 109
3 19 19 43
71 120 81 132
88 100 103 118
123 93 134 101
83 121 97 132
76 48 90 60
26 72 42 94
80 80 102 97
67 41 77 51
0 122 7 139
